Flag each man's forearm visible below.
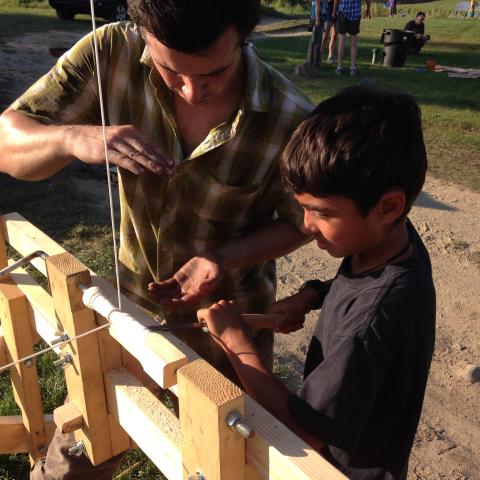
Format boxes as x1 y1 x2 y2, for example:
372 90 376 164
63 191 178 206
214 220 311 271
0 109 74 180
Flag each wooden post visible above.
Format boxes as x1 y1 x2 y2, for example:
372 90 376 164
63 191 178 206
178 358 246 480
46 252 114 465
0 280 48 462
0 415 56 455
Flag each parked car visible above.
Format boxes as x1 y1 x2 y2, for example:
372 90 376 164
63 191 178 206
49 0 128 22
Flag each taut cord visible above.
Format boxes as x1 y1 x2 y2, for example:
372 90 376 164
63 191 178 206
88 0 122 310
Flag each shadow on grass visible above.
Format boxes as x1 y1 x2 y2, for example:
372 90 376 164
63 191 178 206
0 11 105 43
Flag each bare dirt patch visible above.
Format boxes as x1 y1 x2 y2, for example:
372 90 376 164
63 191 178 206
1 28 479 479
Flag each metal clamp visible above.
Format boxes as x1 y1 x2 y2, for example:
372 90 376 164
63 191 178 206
68 440 85 457
226 411 255 439
0 250 49 277
53 353 73 368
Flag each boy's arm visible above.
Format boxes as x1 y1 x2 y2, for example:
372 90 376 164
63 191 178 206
197 301 324 451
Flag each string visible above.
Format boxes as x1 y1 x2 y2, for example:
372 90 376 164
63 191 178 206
0 321 112 374
88 0 122 310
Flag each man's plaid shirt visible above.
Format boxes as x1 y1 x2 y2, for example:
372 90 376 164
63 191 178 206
12 23 313 359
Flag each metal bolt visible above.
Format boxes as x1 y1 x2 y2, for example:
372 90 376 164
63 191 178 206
226 411 255 439
67 440 85 457
187 473 205 480
51 333 70 346
53 353 73 368
23 359 34 368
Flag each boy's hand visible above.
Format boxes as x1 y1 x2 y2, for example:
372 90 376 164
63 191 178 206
266 290 317 334
197 300 252 352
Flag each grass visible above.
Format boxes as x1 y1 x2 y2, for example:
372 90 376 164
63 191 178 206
0 4 479 479
254 16 480 191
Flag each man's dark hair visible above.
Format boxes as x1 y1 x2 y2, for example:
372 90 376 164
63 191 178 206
128 0 260 53
416 11 426 17
281 86 427 217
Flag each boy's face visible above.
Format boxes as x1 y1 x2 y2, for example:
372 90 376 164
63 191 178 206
145 26 244 106
295 192 385 259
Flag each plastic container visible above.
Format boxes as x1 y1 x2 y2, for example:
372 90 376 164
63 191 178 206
380 29 414 68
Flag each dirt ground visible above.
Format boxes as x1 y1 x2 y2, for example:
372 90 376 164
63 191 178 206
1 29 479 480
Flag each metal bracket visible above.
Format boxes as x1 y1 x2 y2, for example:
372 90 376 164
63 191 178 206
0 250 49 277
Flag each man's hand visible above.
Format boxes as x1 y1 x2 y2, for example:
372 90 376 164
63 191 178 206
147 254 224 308
266 289 317 334
67 124 174 175
197 300 253 353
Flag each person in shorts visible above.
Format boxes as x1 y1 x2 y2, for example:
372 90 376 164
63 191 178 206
321 0 339 63
333 0 371 75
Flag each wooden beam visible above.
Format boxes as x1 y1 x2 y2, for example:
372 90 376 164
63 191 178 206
3 213 199 388
0 415 55 454
0 326 7 367
244 396 348 480
105 367 182 480
46 252 114 465
7 264 58 346
1 212 64 276
86 280 198 388
53 402 84 434
178 358 245 480
0 280 49 462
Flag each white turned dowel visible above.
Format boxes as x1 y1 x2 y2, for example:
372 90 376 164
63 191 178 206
81 286 196 388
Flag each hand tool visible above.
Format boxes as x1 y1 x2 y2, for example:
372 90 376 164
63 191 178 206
147 313 284 333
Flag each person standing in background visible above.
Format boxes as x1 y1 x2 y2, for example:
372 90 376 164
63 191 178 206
333 0 371 76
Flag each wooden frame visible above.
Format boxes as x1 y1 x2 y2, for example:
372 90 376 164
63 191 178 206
0 213 347 479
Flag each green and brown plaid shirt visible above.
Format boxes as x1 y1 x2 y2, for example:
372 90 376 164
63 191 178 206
12 23 314 361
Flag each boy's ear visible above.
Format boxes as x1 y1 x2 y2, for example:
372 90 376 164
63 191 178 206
375 190 406 225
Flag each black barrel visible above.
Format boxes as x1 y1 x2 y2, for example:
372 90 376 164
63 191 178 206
381 29 414 67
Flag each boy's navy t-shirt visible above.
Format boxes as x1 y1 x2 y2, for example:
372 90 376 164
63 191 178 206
288 221 436 480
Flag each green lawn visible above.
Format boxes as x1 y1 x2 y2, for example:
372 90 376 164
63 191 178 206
255 16 480 191
0 5 479 479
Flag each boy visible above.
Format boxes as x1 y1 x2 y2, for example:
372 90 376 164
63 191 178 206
198 86 436 479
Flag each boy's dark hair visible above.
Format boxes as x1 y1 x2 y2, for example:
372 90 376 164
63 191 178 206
417 11 426 17
281 86 427 217
128 0 260 54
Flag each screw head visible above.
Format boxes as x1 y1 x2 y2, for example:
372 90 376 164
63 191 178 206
67 440 85 457
187 473 205 480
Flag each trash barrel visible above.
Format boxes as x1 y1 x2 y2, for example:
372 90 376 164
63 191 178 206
380 29 414 67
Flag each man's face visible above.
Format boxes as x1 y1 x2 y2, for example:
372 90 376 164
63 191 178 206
295 192 385 259
144 26 243 106
415 14 425 25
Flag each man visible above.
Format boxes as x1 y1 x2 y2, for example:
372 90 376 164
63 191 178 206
0 0 313 477
405 12 430 54
333 0 371 76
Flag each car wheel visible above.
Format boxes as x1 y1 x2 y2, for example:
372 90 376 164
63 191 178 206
56 8 75 20
110 2 127 21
